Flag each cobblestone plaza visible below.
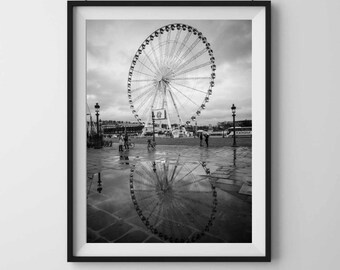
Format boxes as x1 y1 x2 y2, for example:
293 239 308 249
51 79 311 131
87 142 252 243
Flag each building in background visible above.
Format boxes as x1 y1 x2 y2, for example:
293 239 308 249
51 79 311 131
101 121 144 136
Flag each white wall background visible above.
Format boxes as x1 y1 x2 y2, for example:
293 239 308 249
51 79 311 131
0 0 339 269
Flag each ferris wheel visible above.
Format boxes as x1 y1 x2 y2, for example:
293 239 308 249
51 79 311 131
127 23 216 130
129 156 217 243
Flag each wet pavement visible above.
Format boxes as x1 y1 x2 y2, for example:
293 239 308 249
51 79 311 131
87 143 252 243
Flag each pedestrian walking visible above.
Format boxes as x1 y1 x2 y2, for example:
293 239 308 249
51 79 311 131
108 135 113 147
118 135 124 152
204 132 209 147
199 132 203 146
124 132 129 150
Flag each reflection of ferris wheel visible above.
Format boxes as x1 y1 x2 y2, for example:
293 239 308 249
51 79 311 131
127 23 216 129
130 156 217 243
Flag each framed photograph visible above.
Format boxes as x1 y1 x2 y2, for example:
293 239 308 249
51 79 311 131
68 1 271 262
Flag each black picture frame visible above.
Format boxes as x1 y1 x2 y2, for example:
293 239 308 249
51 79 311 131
68 1 271 262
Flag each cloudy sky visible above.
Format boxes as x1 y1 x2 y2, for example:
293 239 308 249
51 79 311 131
87 20 251 125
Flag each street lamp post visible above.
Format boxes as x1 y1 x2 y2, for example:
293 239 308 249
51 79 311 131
97 172 102 193
195 120 197 138
94 103 102 149
231 104 236 147
95 103 100 134
152 111 155 143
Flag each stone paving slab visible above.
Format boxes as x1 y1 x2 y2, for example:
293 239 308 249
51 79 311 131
99 221 134 242
87 209 118 231
115 230 149 243
215 178 244 186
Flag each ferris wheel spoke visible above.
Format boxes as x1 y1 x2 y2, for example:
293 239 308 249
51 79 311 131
166 204 182 234
170 81 207 94
158 33 164 67
132 178 156 189
131 82 155 93
167 89 183 124
138 163 159 185
140 104 152 118
135 193 158 203
145 200 162 220
171 199 194 231
178 194 214 211
174 175 202 191
173 61 212 77
168 162 184 185
168 29 182 62
135 92 154 110
133 69 156 78
175 191 211 196
172 195 206 229
134 172 157 187
161 205 171 233
173 194 213 217
177 38 201 65
134 196 157 208
168 88 192 120
172 31 192 66
172 163 201 185
171 76 211 81
137 58 158 76
144 204 162 224
135 196 158 208
150 201 164 227
168 83 200 107
173 193 214 215
148 86 159 112
133 189 157 193
132 86 155 102
171 38 200 71
132 179 156 190
135 93 152 111
175 47 208 73
150 41 162 71
164 30 171 66
173 176 210 189
154 163 165 188
171 197 197 229
167 203 178 238
172 197 212 230
160 161 170 184
144 51 161 74
134 192 158 202
167 195 190 225
131 78 156 82
168 155 181 182
135 91 155 111
155 202 167 224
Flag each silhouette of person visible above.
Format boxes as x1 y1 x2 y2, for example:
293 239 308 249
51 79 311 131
204 133 209 147
124 133 129 149
118 135 124 152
